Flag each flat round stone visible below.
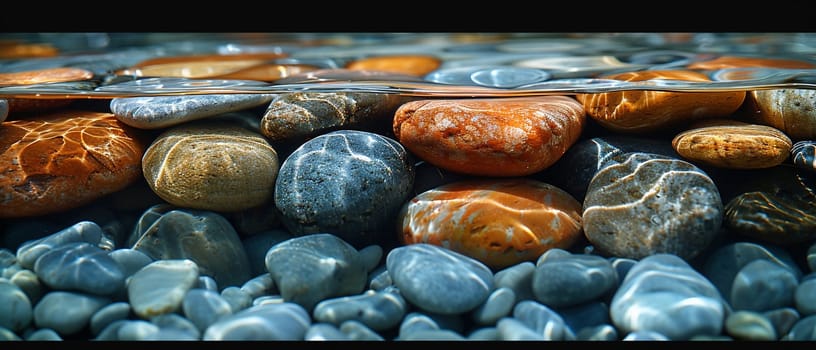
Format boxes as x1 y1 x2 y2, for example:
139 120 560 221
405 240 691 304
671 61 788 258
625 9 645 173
398 178 583 269
577 70 746 133
393 96 585 176
111 94 275 129
0 110 145 218
671 119 792 169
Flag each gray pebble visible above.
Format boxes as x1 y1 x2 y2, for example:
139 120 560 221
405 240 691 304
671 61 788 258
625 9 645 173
117 320 161 340
471 287 516 326
493 261 535 302
368 265 392 291
610 253 726 340
725 310 777 340
111 94 275 129
359 245 384 273
575 324 619 341
127 259 200 319
25 328 62 341
386 243 493 315
467 327 499 340
240 273 277 299
196 276 219 292
95 319 129 340
182 288 234 331
512 300 576 340
265 233 367 312
90 302 132 336
304 323 349 340
398 329 464 340
33 291 110 335
339 320 386 340
312 287 406 331
0 326 21 340
808 242 816 273
33 242 125 296
1 262 22 280
0 249 15 270
559 301 612 332
9 269 43 307
782 314 816 340
763 307 800 338
202 303 311 340
496 317 546 340
623 330 670 340
252 295 286 306
150 313 201 339
796 274 816 316
241 229 292 277
609 257 637 286
16 221 103 270
532 249 618 308
399 312 440 338
0 278 32 332
221 286 253 313
274 130 415 247
107 248 153 279
731 259 798 311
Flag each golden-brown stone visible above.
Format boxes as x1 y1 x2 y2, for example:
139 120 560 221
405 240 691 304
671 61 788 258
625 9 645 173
0 40 59 59
0 110 145 218
671 119 792 169
216 63 319 81
687 56 816 70
398 178 583 269
117 52 289 79
577 70 746 133
346 55 441 77
393 96 585 177
741 89 816 141
0 67 94 87
142 121 279 212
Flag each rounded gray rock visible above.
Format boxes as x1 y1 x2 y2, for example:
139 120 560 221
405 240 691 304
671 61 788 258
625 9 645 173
0 278 32 332
493 261 535 302
532 249 618 308
795 274 816 316
33 241 125 296
182 288 234 331
731 259 798 312
471 287 516 326
127 259 200 319
312 287 407 331
111 93 275 129
16 221 103 270
725 310 777 340
202 302 311 340
512 300 576 340
90 302 132 336
33 291 111 335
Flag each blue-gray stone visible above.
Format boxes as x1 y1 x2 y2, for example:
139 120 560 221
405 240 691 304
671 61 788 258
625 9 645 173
131 207 252 289
110 94 275 129
221 286 253 313
368 266 392 291
575 324 619 341
33 242 125 296
241 229 292 277
127 259 200 319
95 319 128 341
202 302 311 340
107 248 153 279
623 330 670 340
90 302 131 336
493 261 535 302
610 254 725 340
559 301 612 332
783 314 816 340
196 276 219 292
265 233 367 312
25 328 62 341
471 287 516 326
182 288 234 331
252 295 286 306
16 221 103 269
33 291 111 335
9 269 43 306
425 65 550 88
240 273 277 299
274 130 415 247
313 287 406 331
763 307 800 339
338 320 386 341
532 249 618 308
808 242 816 273
467 327 500 340
609 257 637 286
1 262 22 280
305 323 349 340
398 312 440 338
496 317 546 340
0 249 15 269
0 278 32 332
512 300 576 340
387 244 493 315
725 310 777 340
0 326 21 340
703 242 803 306
117 320 160 340
150 313 201 340
795 274 816 316
359 245 383 273
398 329 464 340
731 259 798 312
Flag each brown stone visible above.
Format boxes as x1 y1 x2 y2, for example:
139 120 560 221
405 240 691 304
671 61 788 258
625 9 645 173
0 110 145 218
672 119 792 169
117 52 290 79
0 67 93 87
398 178 583 269
577 70 746 133
687 56 816 70
393 96 585 177
0 41 59 59
346 55 441 76
216 63 319 81
741 89 816 141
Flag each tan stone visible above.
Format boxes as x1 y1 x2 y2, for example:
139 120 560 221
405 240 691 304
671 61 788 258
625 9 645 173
577 70 746 133
0 67 93 86
142 121 279 212
742 89 816 141
687 56 816 70
672 119 792 169
346 55 441 76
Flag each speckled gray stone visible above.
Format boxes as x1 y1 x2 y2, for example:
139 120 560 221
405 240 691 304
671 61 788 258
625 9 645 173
610 254 725 340
202 302 311 340
33 242 125 296
16 221 103 270
127 259 200 319
274 130 415 246
582 152 723 260
531 249 618 308
264 233 367 312
0 278 31 332
111 94 275 129
387 244 494 315
131 207 252 288
33 291 111 335
312 287 407 331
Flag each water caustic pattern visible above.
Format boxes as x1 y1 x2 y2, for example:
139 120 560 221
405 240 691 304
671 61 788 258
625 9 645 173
3 33 816 341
